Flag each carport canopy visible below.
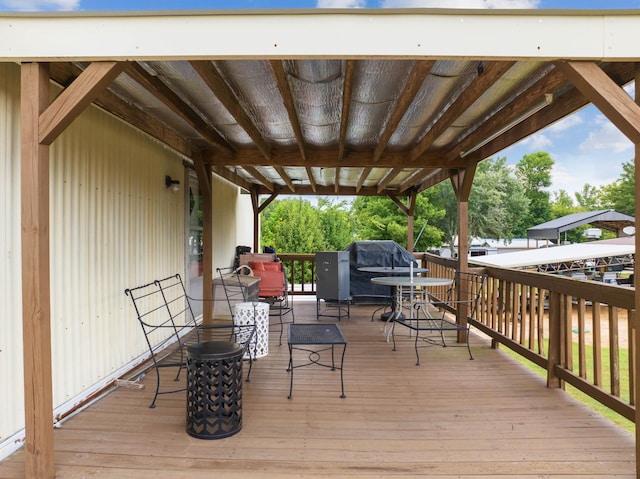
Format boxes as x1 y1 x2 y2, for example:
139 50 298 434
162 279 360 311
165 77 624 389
526 209 635 241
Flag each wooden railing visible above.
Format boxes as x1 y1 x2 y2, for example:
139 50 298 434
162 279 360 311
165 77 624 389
421 252 636 422
278 251 636 422
278 253 317 295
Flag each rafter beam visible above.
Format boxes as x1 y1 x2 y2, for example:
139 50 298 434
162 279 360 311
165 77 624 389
191 60 272 159
126 62 233 154
456 61 635 163
274 165 296 192
409 60 515 162
244 165 275 192
210 165 253 192
373 60 435 162
270 60 306 161
376 167 404 193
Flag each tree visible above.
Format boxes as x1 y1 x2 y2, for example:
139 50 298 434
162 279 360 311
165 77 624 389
432 157 529 255
261 198 326 254
600 159 635 216
574 184 602 211
316 197 356 250
515 152 554 233
351 190 444 251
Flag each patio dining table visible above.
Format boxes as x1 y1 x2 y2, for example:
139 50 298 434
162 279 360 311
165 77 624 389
370 276 453 341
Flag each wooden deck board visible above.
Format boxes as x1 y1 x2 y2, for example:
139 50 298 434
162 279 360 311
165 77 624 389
1 298 635 478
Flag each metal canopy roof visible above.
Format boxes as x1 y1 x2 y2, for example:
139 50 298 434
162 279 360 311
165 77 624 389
470 237 635 271
527 210 636 241
2 9 640 199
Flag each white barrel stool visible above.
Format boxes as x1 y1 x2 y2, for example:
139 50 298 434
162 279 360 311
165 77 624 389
234 302 270 358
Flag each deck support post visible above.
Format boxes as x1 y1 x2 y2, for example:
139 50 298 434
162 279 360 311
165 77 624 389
21 61 55 479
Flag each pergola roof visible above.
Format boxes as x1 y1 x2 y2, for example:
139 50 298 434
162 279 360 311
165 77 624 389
527 209 636 241
2 9 640 199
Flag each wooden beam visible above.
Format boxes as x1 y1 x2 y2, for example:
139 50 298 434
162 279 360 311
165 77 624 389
409 61 515 162
274 165 296 193
449 165 477 202
244 165 275 192
197 160 214 324
191 60 272 159
269 60 307 162
554 61 640 144
447 61 635 163
210 165 253 192
338 60 355 162
633 63 640 476
373 60 435 162
39 61 127 145
21 62 55 479
376 167 403 194
126 62 234 154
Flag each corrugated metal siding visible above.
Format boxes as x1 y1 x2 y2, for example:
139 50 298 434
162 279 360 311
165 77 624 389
0 61 249 460
49 96 186 404
0 63 25 453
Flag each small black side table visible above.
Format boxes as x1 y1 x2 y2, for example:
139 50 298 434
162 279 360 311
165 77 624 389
287 323 347 399
186 341 244 439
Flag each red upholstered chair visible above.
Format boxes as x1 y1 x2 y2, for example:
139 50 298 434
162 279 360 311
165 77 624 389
250 261 295 344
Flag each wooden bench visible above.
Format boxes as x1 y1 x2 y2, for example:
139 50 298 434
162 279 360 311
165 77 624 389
125 273 255 408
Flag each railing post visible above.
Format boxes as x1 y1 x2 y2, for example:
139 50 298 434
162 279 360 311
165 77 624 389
547 291 562 388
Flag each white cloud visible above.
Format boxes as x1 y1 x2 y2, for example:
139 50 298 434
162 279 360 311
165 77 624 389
579 114 633 154
380 0 540 8
317 0 366 6
519 132 552 150
547 113 583 133
0 0 79 10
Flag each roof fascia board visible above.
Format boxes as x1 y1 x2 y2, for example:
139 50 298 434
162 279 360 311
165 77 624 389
2 10 640 61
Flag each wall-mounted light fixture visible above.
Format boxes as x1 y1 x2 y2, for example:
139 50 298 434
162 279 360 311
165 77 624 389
460 93 554 159
165 175 181 192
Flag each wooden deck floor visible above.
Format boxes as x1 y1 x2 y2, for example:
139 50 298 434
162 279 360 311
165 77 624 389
1 298 636 478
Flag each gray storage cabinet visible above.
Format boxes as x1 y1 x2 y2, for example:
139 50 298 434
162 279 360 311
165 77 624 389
316 251 350 319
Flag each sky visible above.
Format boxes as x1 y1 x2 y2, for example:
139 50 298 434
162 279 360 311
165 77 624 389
1 0 638 198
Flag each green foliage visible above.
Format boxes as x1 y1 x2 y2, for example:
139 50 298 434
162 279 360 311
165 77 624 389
261 198 327 254
316 197 357 250
600 159 635 216
431 157 529 254
515 152 554 232
351 191 444 251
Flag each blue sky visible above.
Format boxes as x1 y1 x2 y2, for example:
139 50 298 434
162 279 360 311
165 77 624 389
1 0 637 198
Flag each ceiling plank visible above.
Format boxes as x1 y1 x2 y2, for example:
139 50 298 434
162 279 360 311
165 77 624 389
373 60 435 162
409 60 515 162
40 61 128 145
126 62 234 154
554 60 640 144
191 60 272 159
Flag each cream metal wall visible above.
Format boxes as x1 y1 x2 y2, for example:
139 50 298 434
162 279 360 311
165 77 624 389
0 62 252 461
0 63 25 459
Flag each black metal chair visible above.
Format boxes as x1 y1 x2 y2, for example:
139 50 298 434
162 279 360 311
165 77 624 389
125 274 255 408
391 271 487 366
